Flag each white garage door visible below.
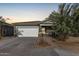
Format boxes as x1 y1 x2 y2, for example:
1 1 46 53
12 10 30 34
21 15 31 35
16 26 39 37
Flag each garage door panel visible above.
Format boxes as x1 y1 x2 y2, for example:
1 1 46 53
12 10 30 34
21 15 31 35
16 26 39 37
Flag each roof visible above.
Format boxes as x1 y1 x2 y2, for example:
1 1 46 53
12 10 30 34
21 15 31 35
12 21 41 26
40 19 53 26
40 23 52 26
0 21 13 26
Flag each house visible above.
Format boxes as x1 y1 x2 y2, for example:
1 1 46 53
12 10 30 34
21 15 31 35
0 21 14 37
1 25 14 36
13 21 41 37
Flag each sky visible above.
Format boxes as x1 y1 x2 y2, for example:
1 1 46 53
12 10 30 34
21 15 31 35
0 3 59 23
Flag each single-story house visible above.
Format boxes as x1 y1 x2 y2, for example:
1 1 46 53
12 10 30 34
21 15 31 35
13 21 41 37
1 25 14 36
0 20 53 37
0 21 14 37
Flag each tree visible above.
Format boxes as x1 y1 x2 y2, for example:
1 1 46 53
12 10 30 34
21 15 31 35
0 16 6 39
70 4 79 36
47 3 79 41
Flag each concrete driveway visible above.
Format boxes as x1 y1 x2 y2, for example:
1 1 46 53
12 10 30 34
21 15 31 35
0 37 59 56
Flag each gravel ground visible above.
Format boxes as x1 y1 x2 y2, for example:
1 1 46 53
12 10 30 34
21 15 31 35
54 48 79 56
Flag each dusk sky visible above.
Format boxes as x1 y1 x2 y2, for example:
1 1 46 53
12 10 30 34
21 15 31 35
0 3 59 23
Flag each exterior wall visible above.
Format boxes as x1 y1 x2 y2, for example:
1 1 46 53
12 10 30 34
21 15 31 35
15 26 39 37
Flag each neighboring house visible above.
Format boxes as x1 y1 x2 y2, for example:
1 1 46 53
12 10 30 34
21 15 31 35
13 21 41 37
1 25 14 36
0 21 14 37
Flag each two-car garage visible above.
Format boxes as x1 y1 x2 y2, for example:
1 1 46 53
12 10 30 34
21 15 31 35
16 26 39 37
13 21 40 37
